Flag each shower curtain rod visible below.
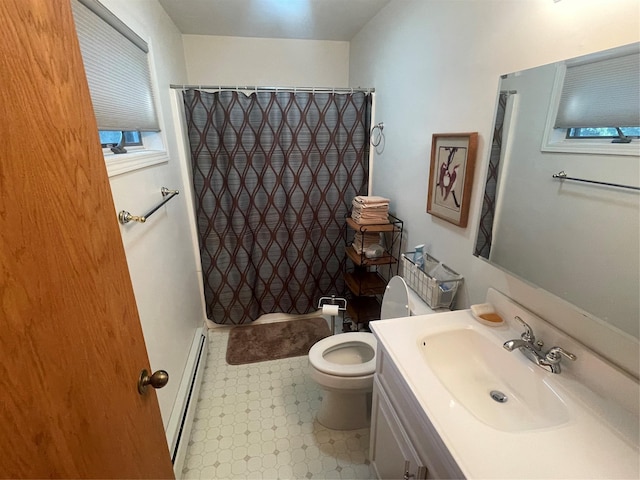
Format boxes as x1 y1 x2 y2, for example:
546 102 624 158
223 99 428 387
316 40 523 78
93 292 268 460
170 84 375 94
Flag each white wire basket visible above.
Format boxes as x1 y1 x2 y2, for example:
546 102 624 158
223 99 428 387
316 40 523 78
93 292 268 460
401 252 463 309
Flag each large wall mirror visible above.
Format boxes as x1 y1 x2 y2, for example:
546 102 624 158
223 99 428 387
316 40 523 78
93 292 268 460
475 43 639 341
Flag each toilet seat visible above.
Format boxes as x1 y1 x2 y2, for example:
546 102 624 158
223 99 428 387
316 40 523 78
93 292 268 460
380 275 440 320
308 332 377 377
307 275 447 430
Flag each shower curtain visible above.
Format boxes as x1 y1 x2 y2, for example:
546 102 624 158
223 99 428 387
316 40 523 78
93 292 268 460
475 92 508 258
183 89 371 324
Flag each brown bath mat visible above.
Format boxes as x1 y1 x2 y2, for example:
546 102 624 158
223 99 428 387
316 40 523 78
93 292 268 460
226 317 331 365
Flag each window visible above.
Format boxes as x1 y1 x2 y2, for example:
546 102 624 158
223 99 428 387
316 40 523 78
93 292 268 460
542 45 640 156
567 127 640 139
71 0 167 175
99 130 143 148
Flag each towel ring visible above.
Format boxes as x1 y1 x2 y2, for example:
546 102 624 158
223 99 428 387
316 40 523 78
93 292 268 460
370 122 384 147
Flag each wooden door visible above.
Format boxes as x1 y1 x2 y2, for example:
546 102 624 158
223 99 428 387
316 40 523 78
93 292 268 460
0 1 174 478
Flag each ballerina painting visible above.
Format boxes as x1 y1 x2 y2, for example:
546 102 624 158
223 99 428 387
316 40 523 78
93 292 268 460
427 133 478 227
436 146 465 210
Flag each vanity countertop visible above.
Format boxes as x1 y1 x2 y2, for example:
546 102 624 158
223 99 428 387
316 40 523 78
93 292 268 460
370 290 639 479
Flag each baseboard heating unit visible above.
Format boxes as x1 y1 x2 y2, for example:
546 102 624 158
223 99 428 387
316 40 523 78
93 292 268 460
166 327 208 477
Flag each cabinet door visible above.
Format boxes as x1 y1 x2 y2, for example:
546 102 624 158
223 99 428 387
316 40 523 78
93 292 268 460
370 383 427 480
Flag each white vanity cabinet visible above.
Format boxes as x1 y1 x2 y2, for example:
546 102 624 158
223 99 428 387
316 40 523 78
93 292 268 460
371 379 427 479
369 344 464 480
370 300 640 479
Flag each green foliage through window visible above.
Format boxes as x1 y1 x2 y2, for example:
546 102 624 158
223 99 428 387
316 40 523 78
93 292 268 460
567 127 640 138
99 130 142 147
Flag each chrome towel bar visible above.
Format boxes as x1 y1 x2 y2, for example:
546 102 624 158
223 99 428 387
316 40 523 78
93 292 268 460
118 187 180 224
552 171 640 192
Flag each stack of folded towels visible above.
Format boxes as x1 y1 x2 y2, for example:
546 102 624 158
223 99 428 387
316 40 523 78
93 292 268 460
351 195 390 225
352 232 382 255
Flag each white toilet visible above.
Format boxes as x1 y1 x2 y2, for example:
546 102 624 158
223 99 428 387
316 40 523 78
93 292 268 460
308 276 446 430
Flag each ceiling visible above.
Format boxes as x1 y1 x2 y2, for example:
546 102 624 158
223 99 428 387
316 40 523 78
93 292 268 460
158 0 391 41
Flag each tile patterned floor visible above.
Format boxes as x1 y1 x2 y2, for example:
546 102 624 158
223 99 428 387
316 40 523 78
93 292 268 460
182 327 375 480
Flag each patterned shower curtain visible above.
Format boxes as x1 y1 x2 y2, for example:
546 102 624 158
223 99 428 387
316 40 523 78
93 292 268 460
475 92 508 258
183 89 371 324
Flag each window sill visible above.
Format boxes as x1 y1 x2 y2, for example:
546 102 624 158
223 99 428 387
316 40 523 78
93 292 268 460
541 138 640 157
105 149 169 177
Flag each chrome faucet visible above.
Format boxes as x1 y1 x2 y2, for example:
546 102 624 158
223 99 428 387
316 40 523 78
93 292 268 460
503 316 576 374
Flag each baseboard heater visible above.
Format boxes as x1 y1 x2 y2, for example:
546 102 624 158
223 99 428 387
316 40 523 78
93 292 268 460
167 328 208 476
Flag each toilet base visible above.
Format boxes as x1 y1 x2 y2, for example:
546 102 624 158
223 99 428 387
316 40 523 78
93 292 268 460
316 389 372 430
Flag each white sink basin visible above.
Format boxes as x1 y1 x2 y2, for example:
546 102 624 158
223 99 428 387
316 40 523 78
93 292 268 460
419 328 570 431
370 290 640 479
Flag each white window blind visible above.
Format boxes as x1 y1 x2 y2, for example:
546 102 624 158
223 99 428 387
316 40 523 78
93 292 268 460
71 0 160 132
554 51 640 129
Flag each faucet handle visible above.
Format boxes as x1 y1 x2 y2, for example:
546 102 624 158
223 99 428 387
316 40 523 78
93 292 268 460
514 316 535 343
545 346 577 364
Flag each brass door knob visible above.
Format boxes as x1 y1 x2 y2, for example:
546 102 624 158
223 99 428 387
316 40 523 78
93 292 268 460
138 369 169 394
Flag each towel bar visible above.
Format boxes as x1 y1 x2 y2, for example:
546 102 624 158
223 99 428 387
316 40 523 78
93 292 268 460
118 187 179 224
552 171 639 192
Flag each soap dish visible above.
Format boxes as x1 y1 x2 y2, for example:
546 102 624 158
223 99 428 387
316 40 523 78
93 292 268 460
470 303 504 326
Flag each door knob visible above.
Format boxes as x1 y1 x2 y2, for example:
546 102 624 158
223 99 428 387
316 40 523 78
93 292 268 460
138 369 169 394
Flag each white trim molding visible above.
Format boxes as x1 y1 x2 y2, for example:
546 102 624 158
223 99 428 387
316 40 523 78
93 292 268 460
105 150 169 177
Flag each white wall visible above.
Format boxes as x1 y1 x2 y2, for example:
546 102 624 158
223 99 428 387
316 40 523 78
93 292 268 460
349 0 640 376
97 0 206 427
182 35 350 86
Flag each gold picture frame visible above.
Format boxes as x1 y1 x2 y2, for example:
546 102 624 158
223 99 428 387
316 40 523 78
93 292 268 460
426 132 478 228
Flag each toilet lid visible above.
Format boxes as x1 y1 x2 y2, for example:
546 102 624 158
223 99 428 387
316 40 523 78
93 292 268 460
308 332 377 377
381 275 439 320
380 276 411 320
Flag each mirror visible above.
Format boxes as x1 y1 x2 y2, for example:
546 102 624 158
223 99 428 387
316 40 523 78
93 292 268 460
475 43 639 340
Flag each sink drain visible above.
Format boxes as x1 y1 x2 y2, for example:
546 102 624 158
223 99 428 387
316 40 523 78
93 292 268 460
490 390 508 403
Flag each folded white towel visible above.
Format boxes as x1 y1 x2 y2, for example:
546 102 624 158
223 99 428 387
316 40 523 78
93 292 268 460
352 204 388 213
353 195 390 207
352 208 388 217
351 215 389 223
352 202 389 219
352 232 381 253
351 195 390 225
351 215 390 225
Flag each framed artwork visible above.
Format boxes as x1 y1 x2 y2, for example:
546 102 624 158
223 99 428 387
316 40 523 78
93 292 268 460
426 132 478 227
